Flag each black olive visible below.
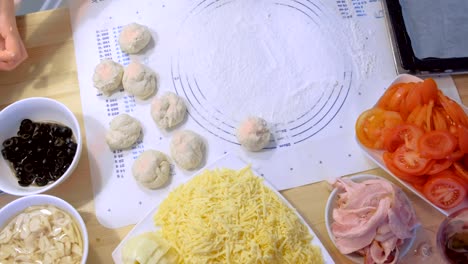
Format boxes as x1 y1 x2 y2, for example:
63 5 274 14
3 148 21 162
18 178 33 187
2 138 15 148
56 156 65 166
51 125 61 136
34 176 48 186
36 146 44 153
17 172 35 185
57 155 65 163
49 170 62 180
67 141 77 150
66 148 76 157
32 130 41 139
23 163 34 174
19 121 35 134
54 138 65 147
56 150 66 158
1 148 9 160
41 124 51 134
57 163 69 173
32 124 46 139
19 133 31 140
58 126 72 138
20 119 33 126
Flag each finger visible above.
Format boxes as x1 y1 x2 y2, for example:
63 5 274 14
0 35 27 65
0 38 5 51
0 46 26 70
0 60 16 71
4 34 21 58
0 49 15 62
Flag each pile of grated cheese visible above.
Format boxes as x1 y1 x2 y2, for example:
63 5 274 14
153 166 323 264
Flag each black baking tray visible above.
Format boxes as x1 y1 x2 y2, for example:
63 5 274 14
384 0 468 74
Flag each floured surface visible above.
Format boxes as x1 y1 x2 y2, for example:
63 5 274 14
70 0 400 228
174 2 349 124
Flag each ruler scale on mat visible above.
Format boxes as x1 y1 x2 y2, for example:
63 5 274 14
69 0 398 228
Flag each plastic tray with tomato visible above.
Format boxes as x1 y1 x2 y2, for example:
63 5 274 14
356 74 468 216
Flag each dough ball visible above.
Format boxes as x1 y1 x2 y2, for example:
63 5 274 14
236 117 271 151
92 59 123 96
119 22 152 54
151 92 187 130
170 130 205 170
122 60 157 100
132 150 171 189
106 113 142 150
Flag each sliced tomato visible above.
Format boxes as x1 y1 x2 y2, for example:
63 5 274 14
457 125 468 154
412 182 426 193
406 104 435 132
438 91 468 127
424 100 434 132
420 78 439 104
423 171 467 209
426 159 453 175
418 130 457 159
403 83 423 116
377 83 408 111
383 124 425 152
403 79 437 117
356 108 403 149
432 107 449 131
446 150 464 162
392 145 432 175
377 83 399 109
383 151 427 185
454 161 468 184
406 104 424 127
431 168 457 178
429 168 468 189
387 85 410 112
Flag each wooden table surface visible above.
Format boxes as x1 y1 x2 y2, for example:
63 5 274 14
0 8 467 263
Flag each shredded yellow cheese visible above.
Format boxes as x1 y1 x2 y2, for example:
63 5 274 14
154 167 323 264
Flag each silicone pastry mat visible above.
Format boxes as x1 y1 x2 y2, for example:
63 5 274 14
70 0 400 228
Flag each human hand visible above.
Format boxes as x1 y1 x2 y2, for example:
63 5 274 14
0 0 28 71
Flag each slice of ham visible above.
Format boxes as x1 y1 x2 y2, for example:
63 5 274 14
375 224 394 242
369 237 400 264
335 226 379 255
388 187 420 240
380 237 399 263
332 198 391 238
332 206 375 232
330 177 419 263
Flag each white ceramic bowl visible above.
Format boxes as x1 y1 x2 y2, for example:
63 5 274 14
0 194 89 263
325 174 417 263
0 97 82 196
